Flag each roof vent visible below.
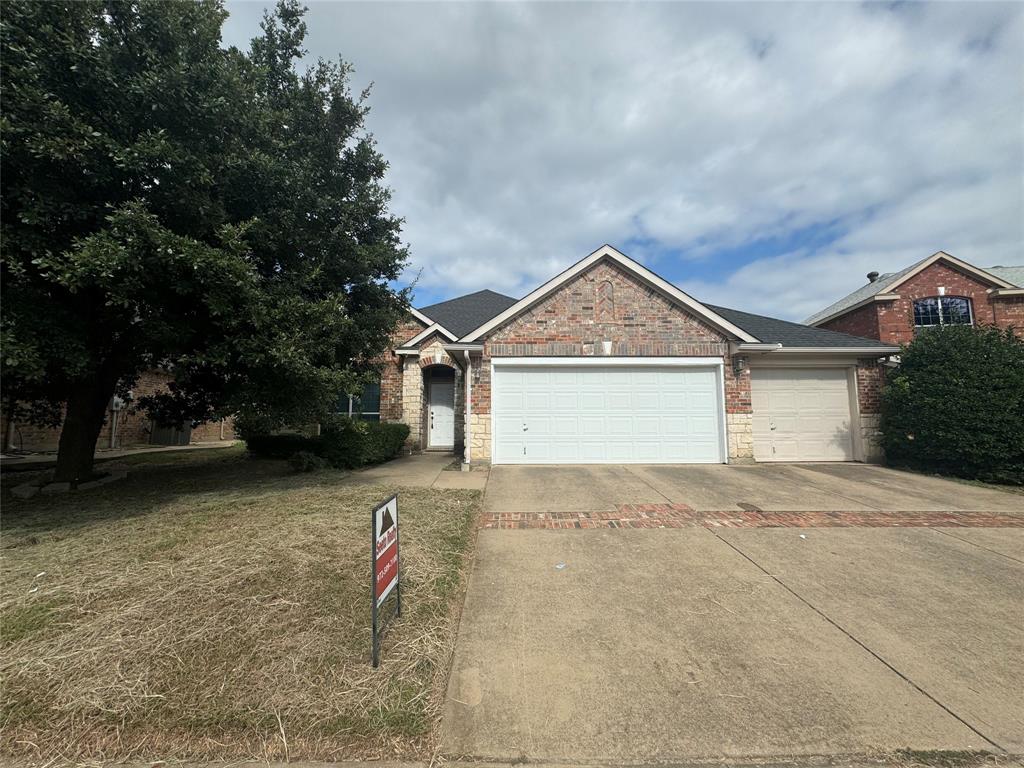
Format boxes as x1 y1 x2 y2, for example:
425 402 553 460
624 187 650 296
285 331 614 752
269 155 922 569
866 271 880 283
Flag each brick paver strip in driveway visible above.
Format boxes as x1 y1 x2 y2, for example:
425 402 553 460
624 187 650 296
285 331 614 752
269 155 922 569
481 507 1024 529
442 528 997 762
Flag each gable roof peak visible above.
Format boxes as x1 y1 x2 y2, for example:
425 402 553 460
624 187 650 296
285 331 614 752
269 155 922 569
805 249 1018 326
458 244 760 343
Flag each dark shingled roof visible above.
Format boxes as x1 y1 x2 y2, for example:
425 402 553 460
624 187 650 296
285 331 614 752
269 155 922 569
417 289 519 338
706 304 896 349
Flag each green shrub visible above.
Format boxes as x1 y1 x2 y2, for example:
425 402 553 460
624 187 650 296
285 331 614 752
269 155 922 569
288 450 330 473
880 325 1024 484
318 415 410 469
362 421 411 464
245 416 410 469
244 432 322 459
317 415 364 469
234 412 284 441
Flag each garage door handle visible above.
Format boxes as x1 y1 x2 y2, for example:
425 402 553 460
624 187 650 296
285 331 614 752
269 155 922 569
770 424 776 430
522 425 528 431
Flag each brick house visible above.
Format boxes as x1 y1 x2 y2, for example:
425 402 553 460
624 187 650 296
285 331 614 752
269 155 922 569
805 251 1024 344
376 245 898 466
2 369 236 453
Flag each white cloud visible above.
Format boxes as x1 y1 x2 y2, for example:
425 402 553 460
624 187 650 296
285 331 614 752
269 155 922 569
223 1 1024 319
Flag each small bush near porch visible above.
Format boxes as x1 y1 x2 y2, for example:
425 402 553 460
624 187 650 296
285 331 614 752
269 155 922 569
880 325 1024 485
242 416 411 469
1 447 479 761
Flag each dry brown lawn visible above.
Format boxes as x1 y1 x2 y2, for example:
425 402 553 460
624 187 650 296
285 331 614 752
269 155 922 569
0 446 480 763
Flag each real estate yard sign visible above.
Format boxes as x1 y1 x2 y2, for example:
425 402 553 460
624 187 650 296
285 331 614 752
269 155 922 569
371 493 401 667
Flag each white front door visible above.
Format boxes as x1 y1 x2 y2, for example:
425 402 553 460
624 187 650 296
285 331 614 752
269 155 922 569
428 373 455 448
751 368 855 461
491 363 724 464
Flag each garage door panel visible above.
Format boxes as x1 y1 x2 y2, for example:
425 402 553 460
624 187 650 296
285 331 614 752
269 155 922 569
549 416 577 435
634 416 661 436
551 391 578 410
630 397 659 414
492 364 724 464
525 417 551 436
751 368 854 462
687 391 717 410
660 415 688 433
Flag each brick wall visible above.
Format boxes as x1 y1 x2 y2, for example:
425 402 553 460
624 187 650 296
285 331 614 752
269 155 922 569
3 369 236 453
485 261 728 359
821 262 1020 344
108 369 175 446
1 417 63 452
724 361 751 414
993 295 1024 330
820 301 881 339
855 359 885 415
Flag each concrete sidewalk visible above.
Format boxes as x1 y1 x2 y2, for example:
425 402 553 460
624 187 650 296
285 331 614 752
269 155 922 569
348 451 489 490
0 440 239 472
442 527 1023 762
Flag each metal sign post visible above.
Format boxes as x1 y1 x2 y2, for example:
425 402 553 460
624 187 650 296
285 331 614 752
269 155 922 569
371 493 401 667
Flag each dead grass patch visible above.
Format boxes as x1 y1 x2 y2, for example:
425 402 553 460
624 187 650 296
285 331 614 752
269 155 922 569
1 450 479 763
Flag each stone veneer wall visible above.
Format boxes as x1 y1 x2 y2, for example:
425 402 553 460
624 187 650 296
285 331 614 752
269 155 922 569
400 357 424 446
395 339 465 451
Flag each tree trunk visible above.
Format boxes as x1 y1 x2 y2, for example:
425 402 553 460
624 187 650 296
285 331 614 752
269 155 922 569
53 380 115 484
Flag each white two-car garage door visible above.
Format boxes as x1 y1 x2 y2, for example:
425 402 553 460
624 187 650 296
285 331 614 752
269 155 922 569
491 362 724 464
751 368 855 462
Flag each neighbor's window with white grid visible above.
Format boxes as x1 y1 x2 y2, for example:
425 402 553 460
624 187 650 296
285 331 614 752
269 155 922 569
912 296 973 330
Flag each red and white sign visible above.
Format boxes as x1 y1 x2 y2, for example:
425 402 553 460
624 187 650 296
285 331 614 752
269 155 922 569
373 495 399 608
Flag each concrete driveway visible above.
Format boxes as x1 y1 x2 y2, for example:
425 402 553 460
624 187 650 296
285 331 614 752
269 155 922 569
444 465 1024 763
483 462 1024 513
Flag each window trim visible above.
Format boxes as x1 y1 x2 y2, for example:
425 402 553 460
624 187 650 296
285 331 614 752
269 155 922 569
912 295 974 329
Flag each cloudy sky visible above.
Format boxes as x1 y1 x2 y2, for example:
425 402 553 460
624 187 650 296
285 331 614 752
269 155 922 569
222 1 1024 321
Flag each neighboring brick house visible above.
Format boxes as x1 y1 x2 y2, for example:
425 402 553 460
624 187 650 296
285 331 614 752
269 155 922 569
381 245 898 466
805 251 1024 344
2 369 236 454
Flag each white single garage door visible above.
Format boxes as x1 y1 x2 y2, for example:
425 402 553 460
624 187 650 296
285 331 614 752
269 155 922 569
491 363 724 464
751 368 854 462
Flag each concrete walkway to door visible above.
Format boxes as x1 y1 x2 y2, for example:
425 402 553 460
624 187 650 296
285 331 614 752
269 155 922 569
483 462 1024 514
346 451 488 490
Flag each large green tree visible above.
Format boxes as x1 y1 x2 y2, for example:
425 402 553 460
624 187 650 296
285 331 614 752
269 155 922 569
2 0 408 482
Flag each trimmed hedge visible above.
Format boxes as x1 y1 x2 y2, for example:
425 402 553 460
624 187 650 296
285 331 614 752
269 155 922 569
245 416 410 470
244 432 320 460
880 325 1024 484
318 416 410 469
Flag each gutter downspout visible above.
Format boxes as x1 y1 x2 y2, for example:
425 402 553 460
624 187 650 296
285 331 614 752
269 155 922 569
463 350 472 468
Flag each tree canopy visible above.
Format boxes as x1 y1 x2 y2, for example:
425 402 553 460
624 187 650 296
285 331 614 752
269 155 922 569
1 0 409 481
